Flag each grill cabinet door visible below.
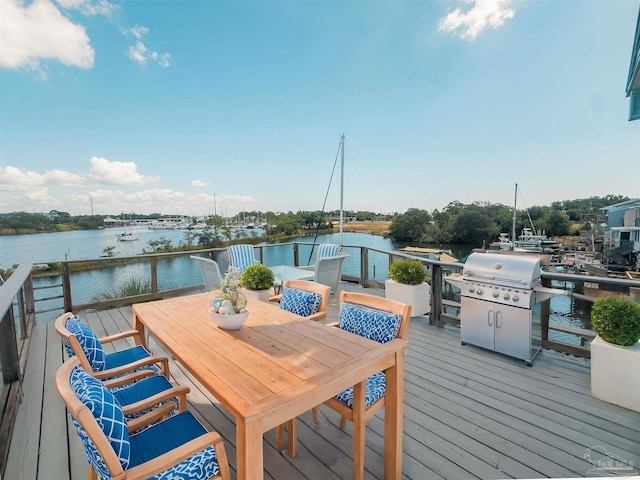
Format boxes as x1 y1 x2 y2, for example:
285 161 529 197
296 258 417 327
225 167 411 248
494 305 531 361
461 296 495 351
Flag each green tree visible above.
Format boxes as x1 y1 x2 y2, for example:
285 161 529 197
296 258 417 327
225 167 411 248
388 209 432 242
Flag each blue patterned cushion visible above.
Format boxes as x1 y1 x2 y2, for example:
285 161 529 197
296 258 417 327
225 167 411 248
66 317 106 371
334 371 386 408
228 244 257 273
339 303 402 344
129 412 221 478
280 286 322 317
112 375 177 419
70 366 130 476
318 243 340 258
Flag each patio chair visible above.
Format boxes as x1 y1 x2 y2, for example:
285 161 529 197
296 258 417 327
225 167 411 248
227 244 259 273
301 243 342 270
56 357 231 480
271 280 330 457
316 292 410 480
314 254 349 300
190 255 223 291
55 312 169 382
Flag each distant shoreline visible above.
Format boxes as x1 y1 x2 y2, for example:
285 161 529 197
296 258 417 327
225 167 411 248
332 221 391 236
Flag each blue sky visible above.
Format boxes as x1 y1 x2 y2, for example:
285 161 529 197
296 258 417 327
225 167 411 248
1 0 638 218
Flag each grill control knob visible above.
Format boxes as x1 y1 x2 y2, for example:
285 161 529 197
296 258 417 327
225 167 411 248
476 288 483 295
503 293 510 300
512 294 519 302
468 286 475 293
492 291 499 298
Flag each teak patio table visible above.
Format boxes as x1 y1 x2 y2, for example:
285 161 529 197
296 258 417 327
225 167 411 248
133 293 407 480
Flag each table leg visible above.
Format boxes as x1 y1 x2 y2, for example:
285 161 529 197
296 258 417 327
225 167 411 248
133 312 149 350
236 419 264 480
384 351 404 479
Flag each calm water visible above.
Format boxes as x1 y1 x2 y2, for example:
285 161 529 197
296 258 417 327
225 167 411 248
0 229 588 342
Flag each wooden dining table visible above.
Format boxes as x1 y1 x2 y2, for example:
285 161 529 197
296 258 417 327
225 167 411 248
133 292 408 480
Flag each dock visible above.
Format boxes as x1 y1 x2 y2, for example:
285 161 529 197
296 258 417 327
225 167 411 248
5 285 640 479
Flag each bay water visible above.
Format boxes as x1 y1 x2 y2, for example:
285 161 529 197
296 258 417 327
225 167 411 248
0 229 587 343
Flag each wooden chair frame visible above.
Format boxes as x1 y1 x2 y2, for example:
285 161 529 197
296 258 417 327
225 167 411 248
55 312 169 381
57 357 230 480
319 292 411 480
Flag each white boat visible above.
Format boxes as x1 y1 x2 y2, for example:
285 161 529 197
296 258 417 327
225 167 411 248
490 185 560 254
116 214 139 241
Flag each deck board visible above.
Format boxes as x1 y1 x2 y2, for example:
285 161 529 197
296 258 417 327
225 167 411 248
6 285 640 479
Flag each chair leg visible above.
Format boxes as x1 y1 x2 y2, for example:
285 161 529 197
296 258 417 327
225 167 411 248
340 415 347 429
88 466 98 480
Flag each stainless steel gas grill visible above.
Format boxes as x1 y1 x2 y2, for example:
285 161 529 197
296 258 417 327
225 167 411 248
445 252 565 365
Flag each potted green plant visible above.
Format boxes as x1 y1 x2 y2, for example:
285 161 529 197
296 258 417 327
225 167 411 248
384 259 430 316
590 295 640 412
241 264 275 302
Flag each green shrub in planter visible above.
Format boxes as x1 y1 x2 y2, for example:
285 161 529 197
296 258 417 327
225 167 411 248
591 296 640 346
241 264 275 290
388 259 426 285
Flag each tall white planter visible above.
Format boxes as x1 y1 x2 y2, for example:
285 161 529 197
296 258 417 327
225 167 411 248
384 279 431 317
591 335 640 413
243 288 272 303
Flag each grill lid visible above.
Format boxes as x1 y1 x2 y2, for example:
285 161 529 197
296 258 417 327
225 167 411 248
462 252 541 288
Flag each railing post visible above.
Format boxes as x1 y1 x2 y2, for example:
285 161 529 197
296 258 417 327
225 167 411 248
541 277 551 345
0 310 19 383
293 243 300 267
61 262 72 313
361 247 369 288
431 263 443 327
150 257 158 294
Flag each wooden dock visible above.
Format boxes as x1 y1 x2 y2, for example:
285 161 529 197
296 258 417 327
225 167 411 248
5 286 640 479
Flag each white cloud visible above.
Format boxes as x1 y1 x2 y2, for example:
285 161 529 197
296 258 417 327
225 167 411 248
55 0 117 17
438 0 515 40
190 180 210 187
0 0 95 78
88 156 161 186
125 24 171 67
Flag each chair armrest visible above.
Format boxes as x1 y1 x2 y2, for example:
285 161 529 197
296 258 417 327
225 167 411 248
92 355 170 380
127 403 176 433
124 431 227 480
99 329 143 344
305 311 327 322
122 386 190 418
269 294 282 303
102 369 155 389
298 265 315 271
326 322 340 328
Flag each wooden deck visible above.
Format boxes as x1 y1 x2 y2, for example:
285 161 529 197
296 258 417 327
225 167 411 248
5 286 640 480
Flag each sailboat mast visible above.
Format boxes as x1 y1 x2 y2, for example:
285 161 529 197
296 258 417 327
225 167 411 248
511 183 518 248
339 134 345 244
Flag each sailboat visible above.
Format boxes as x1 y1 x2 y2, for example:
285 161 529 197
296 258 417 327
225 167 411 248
116 214 139 241
490 184 559 254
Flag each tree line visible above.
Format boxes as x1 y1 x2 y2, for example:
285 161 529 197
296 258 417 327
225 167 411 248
0 195 629 246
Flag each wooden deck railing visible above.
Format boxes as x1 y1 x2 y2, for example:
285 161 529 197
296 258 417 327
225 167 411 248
0 264 36 475
16 242 640 355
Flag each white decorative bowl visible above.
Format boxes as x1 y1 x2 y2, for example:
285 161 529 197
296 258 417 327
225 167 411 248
208 307 249 330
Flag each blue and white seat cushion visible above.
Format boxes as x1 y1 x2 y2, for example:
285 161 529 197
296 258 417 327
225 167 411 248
65 317 106 371
70 366 130 478
333 371 386 408
228 244 257 273
129 412 221 479
338 303 402 344
317 243 340 258
112 375 178 419
65 316 160 378
280 287 322 317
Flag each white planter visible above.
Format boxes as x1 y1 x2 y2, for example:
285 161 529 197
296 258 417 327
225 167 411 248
384 279 431 317
243 288 272 302
591 335 640 413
